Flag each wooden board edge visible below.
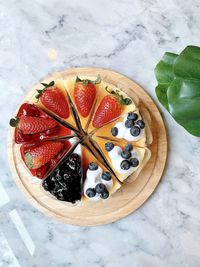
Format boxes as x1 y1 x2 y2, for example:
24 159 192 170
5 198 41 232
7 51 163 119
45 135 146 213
7 67 168 226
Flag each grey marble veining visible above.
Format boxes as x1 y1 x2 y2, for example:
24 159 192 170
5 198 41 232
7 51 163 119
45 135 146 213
0 0 200 266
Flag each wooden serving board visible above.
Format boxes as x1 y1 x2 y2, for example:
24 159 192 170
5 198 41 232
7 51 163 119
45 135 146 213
8 68 167 226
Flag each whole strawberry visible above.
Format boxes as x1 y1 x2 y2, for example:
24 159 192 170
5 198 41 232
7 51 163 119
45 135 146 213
74 75 101 117
10 116 58 134
24 141 64 169
35 81 70 119
92 87 132 128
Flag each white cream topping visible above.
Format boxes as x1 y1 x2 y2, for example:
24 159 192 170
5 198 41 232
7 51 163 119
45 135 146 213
113 114 144 141
83 166 113 201
69 137 79 145
108 145 139 179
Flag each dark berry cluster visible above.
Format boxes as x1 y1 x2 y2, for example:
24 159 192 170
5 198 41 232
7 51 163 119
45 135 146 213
42 153 82 203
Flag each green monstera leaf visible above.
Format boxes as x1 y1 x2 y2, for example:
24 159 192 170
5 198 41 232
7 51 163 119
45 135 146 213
155 52 178 110
155 45 200 136
174 45 200 80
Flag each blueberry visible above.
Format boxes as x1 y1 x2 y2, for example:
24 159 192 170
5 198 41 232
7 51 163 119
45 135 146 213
55 189 65 201
89 162 98 171
127 112 138 121
130 126 141 136
42 179 49 191
67 153 81 171
111 127 118 136
43 178 55 191
69 153 80 162
102 172 112 181
136 120 145 129
125 119 134 128
63 173 73 181
55 174 62 181
130 158 139 167
124 143 133 151
120 160 131 170
95 183 106 194
121 150 131 159
100 188 109 199
105 142 114 152
86 188 96 198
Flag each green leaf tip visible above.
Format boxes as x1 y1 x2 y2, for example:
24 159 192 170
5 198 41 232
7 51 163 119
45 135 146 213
24 152 33 169
35 81 55 100
9 117 19 127
105 86 132 105
75 75 101 86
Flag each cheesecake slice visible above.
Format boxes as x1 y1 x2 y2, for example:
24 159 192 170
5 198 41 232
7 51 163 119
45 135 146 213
10 103 74 144
87 81 139 133
32 79 77 130
92 136 150 183
20 137 79 179
42 143 83 204
92 108 152 147
64 75 101 131
42 143 121 203
82 145 121 201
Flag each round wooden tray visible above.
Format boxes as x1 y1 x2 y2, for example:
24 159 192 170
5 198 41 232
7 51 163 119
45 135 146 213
8 68 167 226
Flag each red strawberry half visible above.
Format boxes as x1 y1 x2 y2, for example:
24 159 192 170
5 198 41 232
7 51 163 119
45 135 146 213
20 140 72 178
92 87 132 128
74 75 101 117
10 116 58 135
35 81 70 119
24 141 64 169
9 103 71 144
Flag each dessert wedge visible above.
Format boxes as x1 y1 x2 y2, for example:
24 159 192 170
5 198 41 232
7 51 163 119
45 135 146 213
82 145 121 201
124 147 151 183
93 108 152 147
65 75 101 130
87 81 139 133
92 136 150 182
32 80 77 130
10 71 154 205
10 103 74 144
20 137 79 179
42 144 83 204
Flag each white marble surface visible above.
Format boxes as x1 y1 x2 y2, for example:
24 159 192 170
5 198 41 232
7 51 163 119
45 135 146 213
1 0 200 266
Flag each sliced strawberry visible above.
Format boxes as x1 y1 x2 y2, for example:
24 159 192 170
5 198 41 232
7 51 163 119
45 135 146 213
9 103 72 144
92 95 122 128
35 81 70 119
20 140 72 178
10 116 58 135
92 87 132 128
24 141 64 169
74 76 100 117
17 103 41 117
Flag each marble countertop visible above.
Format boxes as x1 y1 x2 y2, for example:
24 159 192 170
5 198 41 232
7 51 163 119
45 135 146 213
1 0 200 266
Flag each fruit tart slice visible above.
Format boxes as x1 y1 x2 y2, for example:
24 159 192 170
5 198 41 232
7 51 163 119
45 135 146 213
20 137 79 179
92 108 152 147
82 145 121 201
32 80 77 130
87 81 139 133
42 143 83 204
65 75 101 131
9 103 74 144
92 136 151 183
